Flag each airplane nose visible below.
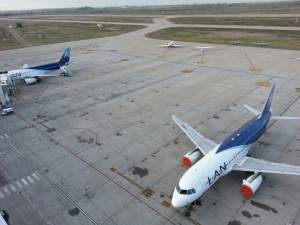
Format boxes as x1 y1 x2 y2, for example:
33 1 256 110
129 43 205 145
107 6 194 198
172 191 186 208
172 198 182 208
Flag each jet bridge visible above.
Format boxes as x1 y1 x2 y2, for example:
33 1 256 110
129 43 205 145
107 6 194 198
0 73 12 107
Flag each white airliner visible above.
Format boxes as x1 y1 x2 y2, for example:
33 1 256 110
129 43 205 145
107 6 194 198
158 41 183 48
252 41 269 46
172 84 300 208
3 48 73 85
229 41 243 45
195 46 213 51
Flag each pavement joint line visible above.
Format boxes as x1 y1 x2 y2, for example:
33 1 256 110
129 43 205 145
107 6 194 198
105 77 261 171
113 169 197 224
11 49 300 122
37 64 200 120
8 116 179 225
0 120 99 225
114 169 144 190
175 209 201 225
91 46 300 82
36 120 51 130
51 127 99 155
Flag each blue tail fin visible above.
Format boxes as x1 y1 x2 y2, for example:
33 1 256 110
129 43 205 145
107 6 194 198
58 48 70 66
261 84 275 116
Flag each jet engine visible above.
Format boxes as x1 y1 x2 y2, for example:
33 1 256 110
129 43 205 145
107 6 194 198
182 148 201 167
240 173 263 197
24 78 37 85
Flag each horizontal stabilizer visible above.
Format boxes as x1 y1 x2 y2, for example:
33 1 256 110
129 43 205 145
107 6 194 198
270 116 300 120
243 104 260 116
23 64 29 69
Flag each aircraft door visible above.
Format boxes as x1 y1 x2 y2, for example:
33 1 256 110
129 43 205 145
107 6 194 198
199 177 208 194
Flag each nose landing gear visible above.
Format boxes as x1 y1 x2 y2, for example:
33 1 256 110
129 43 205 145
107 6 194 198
184 199 202 216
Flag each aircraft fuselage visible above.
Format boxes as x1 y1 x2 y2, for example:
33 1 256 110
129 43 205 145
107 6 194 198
8 62 61 80
172 112 272 207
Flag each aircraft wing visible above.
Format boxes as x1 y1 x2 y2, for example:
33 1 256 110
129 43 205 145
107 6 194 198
158 45 168 47
233 156 300 175
23 74 59 79
172 115 218 155
33 74 60 77
172 45 183 47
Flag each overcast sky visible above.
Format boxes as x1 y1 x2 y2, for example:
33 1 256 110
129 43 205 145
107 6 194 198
1 0 282 11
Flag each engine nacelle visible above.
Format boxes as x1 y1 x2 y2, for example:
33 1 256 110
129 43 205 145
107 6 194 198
24 78 37 85
182 148 201 167
240 173 263 197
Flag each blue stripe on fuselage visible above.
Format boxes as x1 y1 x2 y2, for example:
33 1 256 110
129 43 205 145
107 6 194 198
216 111 271 153
29 62 60 71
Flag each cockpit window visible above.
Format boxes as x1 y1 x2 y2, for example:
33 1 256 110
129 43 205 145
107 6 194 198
180 189 187 194
176 184 196 195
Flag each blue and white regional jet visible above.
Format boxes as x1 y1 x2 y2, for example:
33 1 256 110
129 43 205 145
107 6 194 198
172 85 300 208
5 48 73 85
